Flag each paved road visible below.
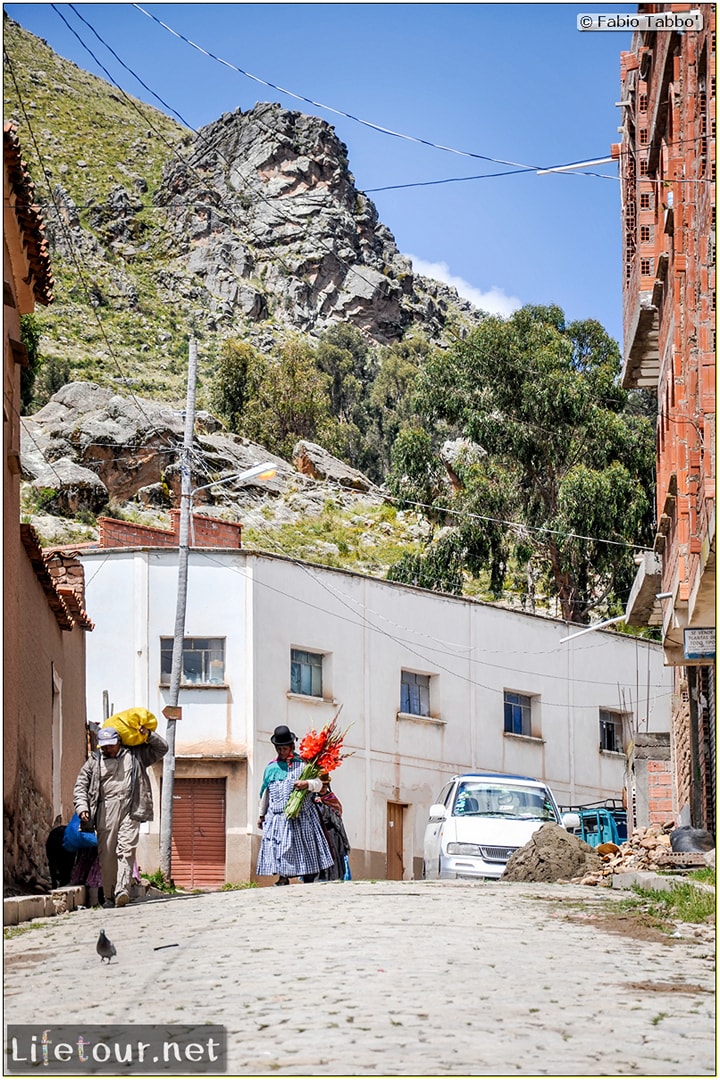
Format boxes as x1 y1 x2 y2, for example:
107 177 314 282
3 879 716 1076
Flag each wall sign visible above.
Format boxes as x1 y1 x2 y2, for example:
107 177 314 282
683 627 716 662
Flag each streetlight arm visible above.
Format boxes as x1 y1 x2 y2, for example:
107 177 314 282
559 614 626 643
191 461 278 496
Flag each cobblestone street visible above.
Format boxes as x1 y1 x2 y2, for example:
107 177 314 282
3 879 716 1076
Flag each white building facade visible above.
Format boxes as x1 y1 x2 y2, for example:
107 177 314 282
78 546 672 884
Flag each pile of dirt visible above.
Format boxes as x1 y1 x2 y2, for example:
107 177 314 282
502 823 603 883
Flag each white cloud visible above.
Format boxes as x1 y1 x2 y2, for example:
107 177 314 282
406 255 522 318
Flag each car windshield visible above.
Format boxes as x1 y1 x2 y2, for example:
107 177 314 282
452 782 559 822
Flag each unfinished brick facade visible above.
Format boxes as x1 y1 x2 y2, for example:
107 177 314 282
617 5 716 832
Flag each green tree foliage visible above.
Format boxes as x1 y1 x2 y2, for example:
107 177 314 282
387 535 464 595
209 339 264 432
316 324 374 423
19 313 42 412
391 305 655 622
362 336 433 480
387 426 444 513
240 337 332 460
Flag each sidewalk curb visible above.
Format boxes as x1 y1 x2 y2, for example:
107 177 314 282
3 886 85 926
610 869 714 893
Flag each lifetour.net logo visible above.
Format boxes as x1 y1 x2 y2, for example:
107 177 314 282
5 1025 227 1074
578 10 703 31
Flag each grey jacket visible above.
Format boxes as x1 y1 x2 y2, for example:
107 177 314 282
73 732 168 824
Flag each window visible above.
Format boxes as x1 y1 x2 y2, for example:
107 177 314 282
638 93 648 112
504 691 532 737
436 782 454 808
290 649 323 697
600 709 624 753
161 637 225 686
640 192 652 210
640 258 652 276
400 671 430 717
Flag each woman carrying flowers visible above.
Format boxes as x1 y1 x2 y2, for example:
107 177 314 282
256 725 333 885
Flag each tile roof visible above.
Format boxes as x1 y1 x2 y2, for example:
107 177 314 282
4 122 54 306
20 524 93 631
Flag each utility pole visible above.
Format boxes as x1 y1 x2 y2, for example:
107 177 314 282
159 336 197 880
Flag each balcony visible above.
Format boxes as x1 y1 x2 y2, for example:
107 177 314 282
625 551 663 627
621 290 660 388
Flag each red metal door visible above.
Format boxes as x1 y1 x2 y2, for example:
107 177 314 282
171 777 226 889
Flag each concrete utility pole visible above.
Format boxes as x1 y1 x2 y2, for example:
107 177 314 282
159 336 197 880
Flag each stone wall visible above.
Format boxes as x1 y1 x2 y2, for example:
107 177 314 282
3 762 54 892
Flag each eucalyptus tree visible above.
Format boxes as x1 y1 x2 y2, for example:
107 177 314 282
390 305 655 623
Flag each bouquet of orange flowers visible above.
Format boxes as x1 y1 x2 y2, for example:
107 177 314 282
284 711 351 819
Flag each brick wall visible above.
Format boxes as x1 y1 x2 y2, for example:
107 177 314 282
98 517 178 548
98 513 242 550
627 732 674 829
646 759 674 823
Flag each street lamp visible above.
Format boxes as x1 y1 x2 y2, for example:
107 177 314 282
559 614 626 643
190 461 278 497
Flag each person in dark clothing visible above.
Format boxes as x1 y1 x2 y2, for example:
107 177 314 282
45 820 76 889
314 772 351 881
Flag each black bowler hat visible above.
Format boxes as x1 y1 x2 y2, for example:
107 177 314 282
270 725 296 746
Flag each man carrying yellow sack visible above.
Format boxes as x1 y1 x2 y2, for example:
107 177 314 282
73 717 168 909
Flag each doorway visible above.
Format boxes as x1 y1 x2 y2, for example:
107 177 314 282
386 802 407 880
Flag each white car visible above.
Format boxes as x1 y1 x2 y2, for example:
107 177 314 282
423 772 578 880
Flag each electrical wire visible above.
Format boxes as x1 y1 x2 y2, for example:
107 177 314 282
131 2 630 184
123 537 666 711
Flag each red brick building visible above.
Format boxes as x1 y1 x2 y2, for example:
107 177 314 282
616 6 716 833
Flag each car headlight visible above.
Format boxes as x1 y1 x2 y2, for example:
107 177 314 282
445 842 484 856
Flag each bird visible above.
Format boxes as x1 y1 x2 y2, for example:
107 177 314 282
97 929 117 963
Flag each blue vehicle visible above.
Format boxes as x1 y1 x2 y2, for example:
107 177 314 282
561 800 627 847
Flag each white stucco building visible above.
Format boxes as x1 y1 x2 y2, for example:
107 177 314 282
77 537 672 885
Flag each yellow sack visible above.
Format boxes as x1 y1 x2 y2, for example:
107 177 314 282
103 707 157 746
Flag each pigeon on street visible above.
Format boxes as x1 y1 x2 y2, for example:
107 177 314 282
97 929 117 963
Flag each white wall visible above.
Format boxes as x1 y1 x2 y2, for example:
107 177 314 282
79 548 672 880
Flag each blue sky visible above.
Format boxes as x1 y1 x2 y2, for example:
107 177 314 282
6 2 634 341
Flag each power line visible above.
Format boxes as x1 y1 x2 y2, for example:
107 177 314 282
130 3 630 184
52 5 396 321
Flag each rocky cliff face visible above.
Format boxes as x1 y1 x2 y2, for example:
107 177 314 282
157 104 416 343
3 18 484 400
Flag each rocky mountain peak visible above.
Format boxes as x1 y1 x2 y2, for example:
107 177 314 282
156 103 416 342
3 16 485 399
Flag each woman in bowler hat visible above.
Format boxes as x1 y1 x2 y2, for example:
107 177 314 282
256 725 333 885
